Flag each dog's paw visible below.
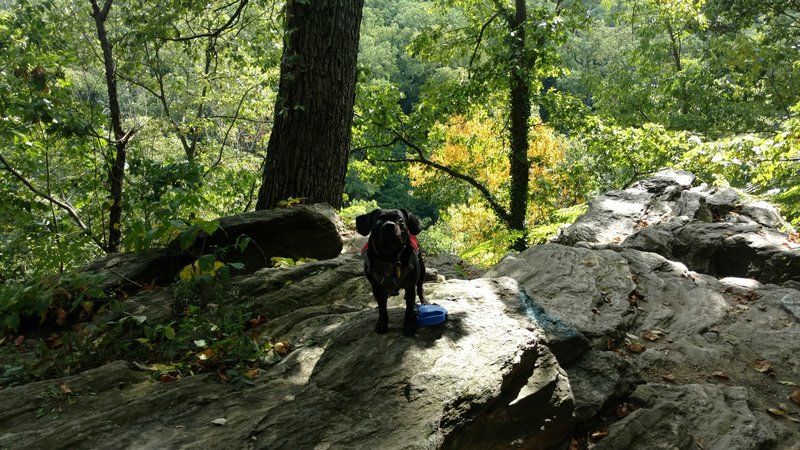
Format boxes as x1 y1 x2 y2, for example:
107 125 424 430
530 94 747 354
402 319 417 337
375 320 389 334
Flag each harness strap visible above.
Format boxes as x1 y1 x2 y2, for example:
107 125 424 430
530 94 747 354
362 235 420 294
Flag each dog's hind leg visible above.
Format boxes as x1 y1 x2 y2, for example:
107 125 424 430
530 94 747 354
373 286 389 334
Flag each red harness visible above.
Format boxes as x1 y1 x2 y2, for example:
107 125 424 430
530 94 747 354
361 235 420 296
361 234 419 255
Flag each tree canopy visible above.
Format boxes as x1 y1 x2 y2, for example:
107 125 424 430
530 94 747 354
1 0 798 278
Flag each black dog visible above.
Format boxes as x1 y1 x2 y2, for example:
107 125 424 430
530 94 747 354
356 208 427 336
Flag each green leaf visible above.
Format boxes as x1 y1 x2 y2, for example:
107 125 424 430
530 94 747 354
198 254 217 273
197 220 219 235
164 326 176 340
178 228 200 251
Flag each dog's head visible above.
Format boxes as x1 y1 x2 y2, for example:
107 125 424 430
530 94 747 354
356 208 421 254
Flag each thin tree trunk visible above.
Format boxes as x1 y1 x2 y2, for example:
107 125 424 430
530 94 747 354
507 0 530 251
91 0 129 253
256 0 364 210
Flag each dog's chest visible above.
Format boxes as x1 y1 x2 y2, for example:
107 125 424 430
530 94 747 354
363 249 418 296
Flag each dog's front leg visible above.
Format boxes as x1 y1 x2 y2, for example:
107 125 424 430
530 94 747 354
402 288 417 337
373 286 389 334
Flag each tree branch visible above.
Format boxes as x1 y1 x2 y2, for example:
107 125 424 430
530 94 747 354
162 0 249 42
384 130 513 225
469 12 500 71
349 138 401 158
210 82 260 169
0 152 103 248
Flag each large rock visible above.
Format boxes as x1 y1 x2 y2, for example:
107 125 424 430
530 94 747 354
83 205 343 292
595 384 776 450
490 176 800 448
0 276 576 449
7 171 800 450
486 244 637 341
556 169 800 285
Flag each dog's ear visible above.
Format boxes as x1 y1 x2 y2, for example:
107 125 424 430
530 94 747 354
356 209 382 236
400 209 422 235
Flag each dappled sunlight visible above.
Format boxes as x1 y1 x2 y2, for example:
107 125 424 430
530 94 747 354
595 197 645 217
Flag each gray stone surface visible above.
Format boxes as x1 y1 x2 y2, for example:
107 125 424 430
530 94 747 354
595 384 776 450
0 277 576 450
6 176 800 449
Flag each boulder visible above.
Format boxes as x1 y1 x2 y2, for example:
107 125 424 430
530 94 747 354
491 171 800 448
556 169 800 285
0 275 577 450
486 244 637 340
83 205 343 292
594 384 776 450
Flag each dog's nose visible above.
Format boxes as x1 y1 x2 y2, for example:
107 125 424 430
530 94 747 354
381 221 400 236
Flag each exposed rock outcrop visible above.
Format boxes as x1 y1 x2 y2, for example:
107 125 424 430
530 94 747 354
3 170 799 449
0 276 576 450
490 169 800 448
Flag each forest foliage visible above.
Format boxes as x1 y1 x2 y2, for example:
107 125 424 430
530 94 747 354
0 0 798 388
1 0 799 282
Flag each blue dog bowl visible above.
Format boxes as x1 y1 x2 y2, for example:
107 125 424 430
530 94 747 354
416 304 448 327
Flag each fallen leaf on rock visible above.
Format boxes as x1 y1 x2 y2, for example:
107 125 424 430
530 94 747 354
766 408 786 418
567 438 583 450
249 315 267 328
779 381 799 387
197 349 215 361
628 291 645 306
751 359 774 374
625 341 646 353
211 418 227 426
274 340 289 355
59 383 72 395
615 402 638 418
662 374 676 383
711 371 730 380
790 390 800 406
14 335 25 347
590 430 609 441
159 374 178 383
245 368 260 379
787 415 800 424
642 330 665 341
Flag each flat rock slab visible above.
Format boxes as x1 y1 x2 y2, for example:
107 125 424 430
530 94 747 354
595 384 777 450
486 243 637 339
0 278 575 450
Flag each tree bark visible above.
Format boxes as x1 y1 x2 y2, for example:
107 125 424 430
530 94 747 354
91 0 129 253
255 0 364 210
506 0 531 251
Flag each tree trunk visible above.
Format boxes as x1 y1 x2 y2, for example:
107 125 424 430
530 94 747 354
91 0 128 253
256 0 364 210
507 0 530 251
